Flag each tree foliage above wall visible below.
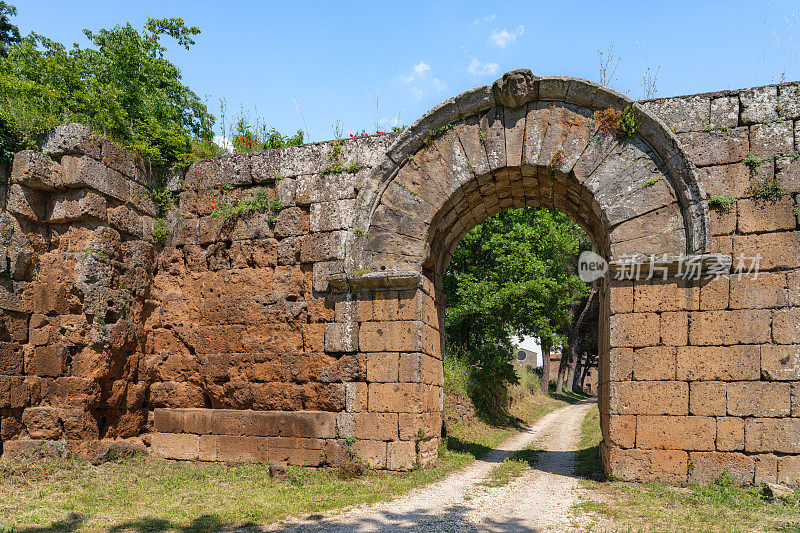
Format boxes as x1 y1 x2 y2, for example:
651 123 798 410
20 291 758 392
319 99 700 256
0 8 218 169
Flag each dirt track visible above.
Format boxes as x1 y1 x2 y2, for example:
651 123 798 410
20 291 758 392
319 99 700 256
267 398 597 532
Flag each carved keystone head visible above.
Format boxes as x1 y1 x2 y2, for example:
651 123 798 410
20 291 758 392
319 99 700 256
492 69 539 108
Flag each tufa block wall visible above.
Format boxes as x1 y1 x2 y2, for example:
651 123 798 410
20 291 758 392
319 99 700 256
1 74 800 483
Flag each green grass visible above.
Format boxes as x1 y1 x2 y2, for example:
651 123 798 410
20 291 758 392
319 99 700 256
481 447 541 488
574 405 800 531
0 450 475 532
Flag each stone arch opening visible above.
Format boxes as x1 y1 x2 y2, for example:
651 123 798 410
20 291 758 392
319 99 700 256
329 70 718 476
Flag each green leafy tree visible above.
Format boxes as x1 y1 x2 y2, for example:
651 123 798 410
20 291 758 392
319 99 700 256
443 207 588 412
0 15 215 168
0 2 20 55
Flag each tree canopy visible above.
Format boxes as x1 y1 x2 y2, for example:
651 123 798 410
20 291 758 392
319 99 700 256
0 13 217 168
443 207 590 402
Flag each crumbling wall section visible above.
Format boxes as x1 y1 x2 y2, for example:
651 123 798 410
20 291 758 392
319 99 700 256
0 124 158 461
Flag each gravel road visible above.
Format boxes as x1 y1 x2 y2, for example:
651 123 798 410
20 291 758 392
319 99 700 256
267 398 597 532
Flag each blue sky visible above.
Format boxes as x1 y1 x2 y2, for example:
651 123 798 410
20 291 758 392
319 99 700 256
16 1 800 142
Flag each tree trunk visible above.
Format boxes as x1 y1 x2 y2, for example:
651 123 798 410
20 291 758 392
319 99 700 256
571 353 584 390
556 352 568 394
579 354 593 391
540 340 551 395
459 315 472 354
565 287 597 392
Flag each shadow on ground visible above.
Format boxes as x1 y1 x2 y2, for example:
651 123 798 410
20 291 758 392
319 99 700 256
12 509 551 533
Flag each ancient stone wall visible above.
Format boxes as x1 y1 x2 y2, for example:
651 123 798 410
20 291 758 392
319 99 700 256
603 84 800 485
0 124 158 461
1 73 799 484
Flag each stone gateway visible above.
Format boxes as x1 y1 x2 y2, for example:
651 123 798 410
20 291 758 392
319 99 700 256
1 70 799 485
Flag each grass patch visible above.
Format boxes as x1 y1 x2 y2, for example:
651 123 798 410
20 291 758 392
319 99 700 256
0 451 474 532
481 447 541 488
574 404 604 482
574 405 800 531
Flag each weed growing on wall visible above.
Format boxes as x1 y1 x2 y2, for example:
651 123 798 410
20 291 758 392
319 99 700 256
212 186 282 223
150 187 177 215
151 218 169 244
743 153 786 201
708 195 737 211
748 175 785 201
321 140 363 175
594 106 640 139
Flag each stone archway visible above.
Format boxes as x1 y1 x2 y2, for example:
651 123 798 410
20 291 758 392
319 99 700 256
329 70 720 478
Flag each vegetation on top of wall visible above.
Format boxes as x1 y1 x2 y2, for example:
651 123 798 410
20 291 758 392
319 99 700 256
0 6 305 173
0 10 215 169
229 115 304 154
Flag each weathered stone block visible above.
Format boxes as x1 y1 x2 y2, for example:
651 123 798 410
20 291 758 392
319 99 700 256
151 432 201 460
717 417 745 451
740 85 779 124
778 455 800 485
688 310 771 346
608 381 688 415
660 312 688 346
678 128 749 166
26 345 66 377
0 342 23 375
737 196 796 234
7 184 45 221
733 232 800 270
398 412 441 441
359 321 423 353
600 413 636 448
745 418 800 453
689 451 754 485
633 280 699 313
636 415 716 451
607 348 633 382
632 346 676 381
300 231 347 262
762 345 800 380
773 308 800 344
366 352 399 383
641 95 709 133
729 272 788 309
337 412 398 441
386 440 416 471
325 322 359 353
344 439 384 469
601 442 687 483
274 207 309 239
710 96 739 128
754 453 778 484
677 345 760 381
368 382 425 413
609 313 659 348
689 381 726 416
727 381 790 417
